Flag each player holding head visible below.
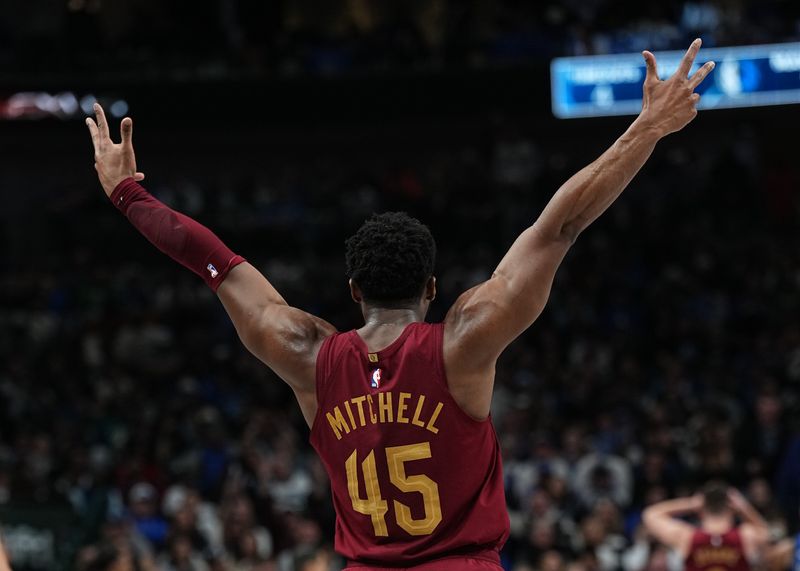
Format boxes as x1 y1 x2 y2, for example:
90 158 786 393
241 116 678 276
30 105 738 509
643 483 770 571
87 41 714 570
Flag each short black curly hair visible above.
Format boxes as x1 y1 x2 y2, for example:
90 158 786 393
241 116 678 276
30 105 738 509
345 212 436 307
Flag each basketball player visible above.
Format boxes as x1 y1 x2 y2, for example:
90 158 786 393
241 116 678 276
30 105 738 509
643 483 769 571
86 40 714 570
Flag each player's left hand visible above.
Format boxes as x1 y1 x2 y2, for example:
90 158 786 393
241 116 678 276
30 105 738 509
86 103 145 197
638 38 715 137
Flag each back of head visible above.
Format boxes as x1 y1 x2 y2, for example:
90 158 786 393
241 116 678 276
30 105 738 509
345 212 436 307
701 481 730 516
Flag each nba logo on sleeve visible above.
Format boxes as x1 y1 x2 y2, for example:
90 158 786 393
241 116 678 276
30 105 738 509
371 368 382 389
207 264 219 278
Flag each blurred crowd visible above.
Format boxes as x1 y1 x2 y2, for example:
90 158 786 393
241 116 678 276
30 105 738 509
1 109 800 570
2 0 800 78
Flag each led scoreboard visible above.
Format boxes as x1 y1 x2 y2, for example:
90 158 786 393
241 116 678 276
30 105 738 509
551 42 800 118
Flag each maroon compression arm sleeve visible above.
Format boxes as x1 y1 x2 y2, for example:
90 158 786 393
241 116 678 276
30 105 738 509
110 177 245 292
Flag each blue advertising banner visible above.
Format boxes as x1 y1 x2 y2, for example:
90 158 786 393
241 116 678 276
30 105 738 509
551 42 800 118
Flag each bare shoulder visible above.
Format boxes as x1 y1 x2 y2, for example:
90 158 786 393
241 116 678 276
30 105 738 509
217 263 337 393
266 307 338 386
273 305 338 352
642 509 696 555
739 522 770 545
443 280 509 352
441 282 508 420
251 306 337 426
740 521 768 536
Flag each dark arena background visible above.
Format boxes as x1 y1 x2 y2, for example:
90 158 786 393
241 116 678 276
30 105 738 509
1 2 800 570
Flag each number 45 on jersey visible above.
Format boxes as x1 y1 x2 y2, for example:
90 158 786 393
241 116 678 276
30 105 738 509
346 442 442 537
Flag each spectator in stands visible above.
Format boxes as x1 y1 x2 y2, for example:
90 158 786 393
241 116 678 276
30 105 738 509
129 482 169 549
157 534 209 571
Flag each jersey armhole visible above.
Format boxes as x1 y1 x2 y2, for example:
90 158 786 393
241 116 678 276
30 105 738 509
311 333 349 433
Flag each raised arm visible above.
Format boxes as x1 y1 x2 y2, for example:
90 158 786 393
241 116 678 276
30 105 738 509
86 104 335 425
443 39 715 419
642 495 703 556
728 489 770 562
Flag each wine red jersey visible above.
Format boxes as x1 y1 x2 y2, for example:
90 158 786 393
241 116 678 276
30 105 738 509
685 528 751 571
310 322 509 567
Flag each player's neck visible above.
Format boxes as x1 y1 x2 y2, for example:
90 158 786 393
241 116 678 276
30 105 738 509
361 306 425 327
701 514 734 534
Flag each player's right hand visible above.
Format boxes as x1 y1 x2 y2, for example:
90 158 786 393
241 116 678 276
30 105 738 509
638 38 715 137
86 103 145 197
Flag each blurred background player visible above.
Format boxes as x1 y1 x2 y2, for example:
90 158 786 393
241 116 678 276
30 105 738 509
643 482 769 571
86 40 713 570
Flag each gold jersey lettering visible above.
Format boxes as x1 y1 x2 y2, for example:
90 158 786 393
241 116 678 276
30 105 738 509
397 392 411 423
350 396 368 427
411 395 426 427
325 392 443 439
366 394 378 424
379 391 393 423
343 400 358 430
327 406 352 440
426 402 444 434
692 547 740 567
